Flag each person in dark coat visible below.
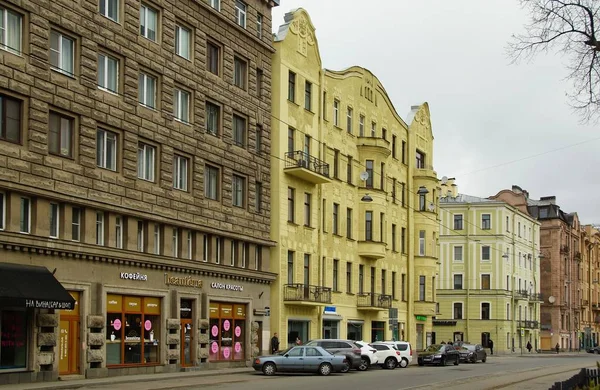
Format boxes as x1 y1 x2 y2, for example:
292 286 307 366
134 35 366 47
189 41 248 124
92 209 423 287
270 333 280 354
526 341 532 353
489 339 494 355
555 343 560 354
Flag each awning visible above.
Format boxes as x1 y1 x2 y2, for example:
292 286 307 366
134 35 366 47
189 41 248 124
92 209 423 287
348 319 365 325
323 313 343 320
0 263 75 310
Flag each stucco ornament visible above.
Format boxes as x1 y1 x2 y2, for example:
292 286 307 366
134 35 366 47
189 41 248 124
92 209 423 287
289 16 315 56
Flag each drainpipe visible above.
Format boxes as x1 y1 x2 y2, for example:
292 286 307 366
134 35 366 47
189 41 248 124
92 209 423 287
465 203 471 343
317 67 325 339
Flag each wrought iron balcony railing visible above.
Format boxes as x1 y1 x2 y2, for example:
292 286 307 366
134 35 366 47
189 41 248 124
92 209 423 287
357 292 392 309
518 320 539 329
283 284 332 304
285 151 330 178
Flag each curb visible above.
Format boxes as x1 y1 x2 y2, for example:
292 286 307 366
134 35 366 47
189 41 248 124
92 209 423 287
2 368 256 390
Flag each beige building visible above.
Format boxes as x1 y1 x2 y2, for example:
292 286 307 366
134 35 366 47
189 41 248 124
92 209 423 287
269 8 440 351
0 0 278 384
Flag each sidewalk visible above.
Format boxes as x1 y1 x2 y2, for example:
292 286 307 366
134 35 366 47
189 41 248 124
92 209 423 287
0 367 255 390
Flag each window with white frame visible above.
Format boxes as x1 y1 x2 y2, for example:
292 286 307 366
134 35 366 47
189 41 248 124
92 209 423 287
204 165 219 200
139 4 157 41
255 245 262 270
153 223 160 254
172 227 179 257
115 215 123 248
209 0 220 11
99 0 119 22
175 24 190 60
173 88 190 123
371 121 376 137
137 220 144 252
482 214 491 230
419 230 425 256
49 203 59 238
454 245 463 261
359 114 364 136
71 207 81 241
137 142 155 181
98 53 118 93
138 72 156 108
0 6 23 54
232 174 245 208
19 197 30 234
481 302 491 320
453 302 463 319
346 107 353 133
453 274 463 289
202 235 209 262
207 41 220 75
50 30 75 76
241 242 247 268
186 230 192 259
0 94 21 144
231 240 237 266
215 237 222 264
234 0 246 28
255 181 262 212
481 245 491 261
256 13 263 38
96 211 104 245
173 154 188 191
333 100 339 126
232 114 246 147
481 274 491 290
96 128 117 170
49 112 73 158
0 192 5 230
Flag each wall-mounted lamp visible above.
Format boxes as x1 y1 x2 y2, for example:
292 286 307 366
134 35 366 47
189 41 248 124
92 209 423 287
361 194 373 202
417 186 429 195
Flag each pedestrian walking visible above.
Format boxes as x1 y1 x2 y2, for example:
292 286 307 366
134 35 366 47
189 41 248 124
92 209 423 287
555 343 560 354
526 341 532 353
295 337 302 345
489 339 494 355
270 333 280 354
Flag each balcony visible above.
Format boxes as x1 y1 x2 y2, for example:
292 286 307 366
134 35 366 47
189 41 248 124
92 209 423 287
357 292 392 310
284 151 331 184
356 136 391 158
593 304 600 311
414 163 437 179
283 284 332 305
518 320 539 329
357 240 387 260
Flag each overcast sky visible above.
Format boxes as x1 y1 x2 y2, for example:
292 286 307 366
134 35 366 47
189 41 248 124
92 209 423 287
272 1 600 224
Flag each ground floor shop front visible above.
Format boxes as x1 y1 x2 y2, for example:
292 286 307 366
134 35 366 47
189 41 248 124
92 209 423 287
0 254 274 385
272 304 432 350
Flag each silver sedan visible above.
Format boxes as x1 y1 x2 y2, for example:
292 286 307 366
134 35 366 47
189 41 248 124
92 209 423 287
252 346 347 376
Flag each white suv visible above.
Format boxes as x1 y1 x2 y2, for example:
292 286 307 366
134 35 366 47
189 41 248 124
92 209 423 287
369 343 402 369
377 341 413 368
353 340 378 370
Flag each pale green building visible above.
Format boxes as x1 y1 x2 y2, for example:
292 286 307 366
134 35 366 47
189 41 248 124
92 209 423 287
434 181 541 354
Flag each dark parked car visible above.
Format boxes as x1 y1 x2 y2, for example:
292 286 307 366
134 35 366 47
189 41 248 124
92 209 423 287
457 344 487 363
417 344 460 366
304 339 363 372
587 346 600 354
253 346 347 376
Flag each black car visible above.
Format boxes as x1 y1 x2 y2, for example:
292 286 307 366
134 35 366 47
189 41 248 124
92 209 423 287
457 344 487 363
587 346 600 354
417 344 460 366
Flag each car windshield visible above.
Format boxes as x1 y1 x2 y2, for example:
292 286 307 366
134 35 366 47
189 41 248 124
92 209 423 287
354 341 366 348
277 347 294 355
464 345 476 351
425 344 444 352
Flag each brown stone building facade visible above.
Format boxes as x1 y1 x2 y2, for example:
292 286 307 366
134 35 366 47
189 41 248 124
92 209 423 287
0 0 278 384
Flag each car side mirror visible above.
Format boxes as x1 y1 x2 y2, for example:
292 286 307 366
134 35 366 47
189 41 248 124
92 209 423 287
284 354 289 358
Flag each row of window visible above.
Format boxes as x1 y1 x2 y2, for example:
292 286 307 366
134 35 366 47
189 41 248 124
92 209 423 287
452 245 535 270
452 273 534 293
451 302 534 321
0 193 264 269
452 213 537 241
285 251 434 302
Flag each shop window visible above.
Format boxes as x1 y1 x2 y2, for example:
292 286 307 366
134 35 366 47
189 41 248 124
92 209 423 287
0 309 28 370
209 302 246 361
106 294 161 366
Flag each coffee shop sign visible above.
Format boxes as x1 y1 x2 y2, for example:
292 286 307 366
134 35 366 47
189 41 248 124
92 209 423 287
120 272 148 281
211 282 243 292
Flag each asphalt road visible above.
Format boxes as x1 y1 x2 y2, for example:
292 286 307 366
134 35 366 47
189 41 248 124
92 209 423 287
80 354 600 390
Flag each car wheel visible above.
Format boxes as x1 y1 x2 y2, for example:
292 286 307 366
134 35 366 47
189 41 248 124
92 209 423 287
358 357 369 371
340 361 350 373
319 363 333 376
596 350 599 354
440 357 446 366
385 357 397 370
482 357 486 363
418 359 425 366
399 358 409 368
454 357 459 366
262 362 276 376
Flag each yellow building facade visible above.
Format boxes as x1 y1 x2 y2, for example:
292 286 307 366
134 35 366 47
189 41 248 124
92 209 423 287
435 183 541 353
270 9 439 350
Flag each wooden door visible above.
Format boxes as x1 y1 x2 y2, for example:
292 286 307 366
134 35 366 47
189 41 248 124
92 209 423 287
59 291 80 375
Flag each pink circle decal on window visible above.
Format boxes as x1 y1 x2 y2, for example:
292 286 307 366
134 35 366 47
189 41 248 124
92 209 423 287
223 347 231 359
113 319 122 331
211 342 219 354
234 326 241 337
223 320 231 332
234 342 241 353
144 320 152 331
211 325 219 337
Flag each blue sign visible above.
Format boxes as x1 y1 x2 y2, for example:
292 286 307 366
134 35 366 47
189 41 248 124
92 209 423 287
324 306 336 313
